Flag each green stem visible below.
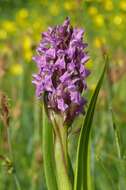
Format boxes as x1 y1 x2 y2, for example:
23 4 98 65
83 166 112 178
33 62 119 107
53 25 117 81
51 113 72 190
54 130 72 190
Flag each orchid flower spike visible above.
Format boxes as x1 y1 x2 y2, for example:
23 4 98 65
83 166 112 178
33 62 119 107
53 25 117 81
32 17 90 125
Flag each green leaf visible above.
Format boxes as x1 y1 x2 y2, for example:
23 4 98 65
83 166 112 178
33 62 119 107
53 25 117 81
111 110 126 189
74 58 107 190
111 110 122 159
42 104 58 190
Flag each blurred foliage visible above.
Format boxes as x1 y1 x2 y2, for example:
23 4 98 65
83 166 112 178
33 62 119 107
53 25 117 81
0 0 126 189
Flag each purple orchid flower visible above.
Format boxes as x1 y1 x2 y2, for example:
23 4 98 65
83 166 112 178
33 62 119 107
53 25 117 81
32 17 90 125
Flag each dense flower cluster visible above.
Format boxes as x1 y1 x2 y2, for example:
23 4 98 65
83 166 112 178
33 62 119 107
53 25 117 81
32 17 90 124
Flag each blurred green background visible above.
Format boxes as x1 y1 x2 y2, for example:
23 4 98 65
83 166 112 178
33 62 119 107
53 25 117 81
0 0 126 189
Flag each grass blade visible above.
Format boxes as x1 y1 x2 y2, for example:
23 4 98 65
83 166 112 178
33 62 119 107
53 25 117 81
74 58 107 190
111 110 126 189
42 104 58 190
111 110 122 159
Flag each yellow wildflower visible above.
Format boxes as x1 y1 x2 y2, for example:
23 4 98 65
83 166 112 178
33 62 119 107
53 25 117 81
119 0 126 11
24 50 32 62
88 7 98 16
113 15 122 25
93 37 106 48
104 0 113 11
94 14 104 27
2 21 16 33
16 8 29 20
10 64 23 76
15 8 29 27
22 36 32 61
23 36 32 50
93 38 101 48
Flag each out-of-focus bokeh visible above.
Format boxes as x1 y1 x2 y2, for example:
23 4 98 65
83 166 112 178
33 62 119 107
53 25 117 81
0 0 126 189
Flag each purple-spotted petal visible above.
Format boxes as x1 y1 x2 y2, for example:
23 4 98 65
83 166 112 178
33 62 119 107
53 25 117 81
46 48 56 59
55 57 66 69
57 98 68 111
59 71 70 83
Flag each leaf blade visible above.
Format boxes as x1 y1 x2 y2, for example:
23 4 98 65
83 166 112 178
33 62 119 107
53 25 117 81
74 58 107 190
42 105 58 190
